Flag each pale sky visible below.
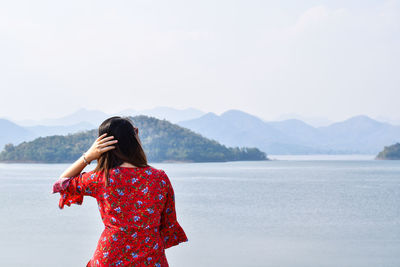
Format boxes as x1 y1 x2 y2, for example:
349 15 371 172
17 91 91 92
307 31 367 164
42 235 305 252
0 0 399 122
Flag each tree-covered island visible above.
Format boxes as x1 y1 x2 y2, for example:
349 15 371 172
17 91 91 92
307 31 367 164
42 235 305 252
0 115 268 163
376 143 400 160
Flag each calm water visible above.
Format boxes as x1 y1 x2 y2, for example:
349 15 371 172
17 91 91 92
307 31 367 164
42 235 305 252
0 158 399 267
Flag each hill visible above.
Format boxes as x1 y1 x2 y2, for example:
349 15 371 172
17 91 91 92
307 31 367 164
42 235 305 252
117 106 205 123
6 107 400 155
0 119 36 150
178 110 400 154
0 115 267 163
376 143 400 160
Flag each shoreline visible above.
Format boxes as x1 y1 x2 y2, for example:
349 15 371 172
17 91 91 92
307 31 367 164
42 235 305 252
268 154 377 161
0 154 387 164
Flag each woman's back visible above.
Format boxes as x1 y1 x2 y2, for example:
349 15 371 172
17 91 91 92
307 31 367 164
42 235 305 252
98 166 166 232
54 165 188 266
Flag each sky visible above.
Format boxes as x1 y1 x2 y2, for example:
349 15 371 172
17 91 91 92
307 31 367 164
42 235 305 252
0 0 399 123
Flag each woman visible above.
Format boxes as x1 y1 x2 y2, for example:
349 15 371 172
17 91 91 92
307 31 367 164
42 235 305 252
52 116 188 267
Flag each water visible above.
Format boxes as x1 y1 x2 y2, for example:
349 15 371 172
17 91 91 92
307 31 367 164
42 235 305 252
0 158 399 267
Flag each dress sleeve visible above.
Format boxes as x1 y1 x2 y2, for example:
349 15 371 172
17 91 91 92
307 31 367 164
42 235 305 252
159 171 188 249
52 171 99 209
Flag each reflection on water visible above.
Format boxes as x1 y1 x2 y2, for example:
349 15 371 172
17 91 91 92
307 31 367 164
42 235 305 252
0 159 399 267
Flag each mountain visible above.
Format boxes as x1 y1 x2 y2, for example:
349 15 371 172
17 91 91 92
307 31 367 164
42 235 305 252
318 115 400 153
272 113 334 127
374 115 400 126
180 110 284 142
17 108 109 127
1 106 205 149
178 111 400 154
117 106 205 123
0 115 268 163
178 110 328 154
376 143 400 160
16 107 205 127
26 121 96 137
267 119 323 145
0 119 36 150
5 107 400 155
0 119 96 151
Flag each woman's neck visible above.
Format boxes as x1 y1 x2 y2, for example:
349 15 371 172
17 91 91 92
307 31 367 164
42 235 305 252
119 162 138 168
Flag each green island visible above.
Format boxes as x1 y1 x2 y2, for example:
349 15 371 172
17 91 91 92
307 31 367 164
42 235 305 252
0 115 268 163
376 143 400 160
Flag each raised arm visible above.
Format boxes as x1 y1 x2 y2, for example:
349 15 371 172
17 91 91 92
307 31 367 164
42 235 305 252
52 133 118 209
59 133 117 178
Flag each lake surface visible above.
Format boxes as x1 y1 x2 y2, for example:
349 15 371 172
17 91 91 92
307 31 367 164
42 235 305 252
0 158 399 267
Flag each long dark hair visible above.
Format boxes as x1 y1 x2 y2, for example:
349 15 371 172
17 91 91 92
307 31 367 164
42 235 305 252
93 116 149 187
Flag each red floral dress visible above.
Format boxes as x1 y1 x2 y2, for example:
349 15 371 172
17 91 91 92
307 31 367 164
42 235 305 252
52 165 188 267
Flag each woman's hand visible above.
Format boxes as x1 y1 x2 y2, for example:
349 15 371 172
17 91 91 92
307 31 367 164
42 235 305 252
57 134 117 179
85 133 118 162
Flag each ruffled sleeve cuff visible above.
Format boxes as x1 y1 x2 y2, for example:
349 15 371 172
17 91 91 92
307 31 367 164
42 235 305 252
160 220 188 249
52 177 74 194
51 175 84 209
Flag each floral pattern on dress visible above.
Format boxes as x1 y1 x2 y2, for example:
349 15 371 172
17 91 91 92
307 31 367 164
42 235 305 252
52 166 188 267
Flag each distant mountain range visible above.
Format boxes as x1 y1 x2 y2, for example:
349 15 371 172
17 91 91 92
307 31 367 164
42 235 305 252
272 113 334 127
0 119 97 150
16 106 206 126
1 107 399 155
0 107 206 150
177 110 400 154
0 115 267 163
0 119 36 150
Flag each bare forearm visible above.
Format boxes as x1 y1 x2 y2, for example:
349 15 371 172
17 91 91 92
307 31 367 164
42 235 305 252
59 155 88 178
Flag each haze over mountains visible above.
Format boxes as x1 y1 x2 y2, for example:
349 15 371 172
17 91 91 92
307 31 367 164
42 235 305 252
1 107 399 155
15 106 205 126
178 110 400 154
0 107 207 150
0 115 267 163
